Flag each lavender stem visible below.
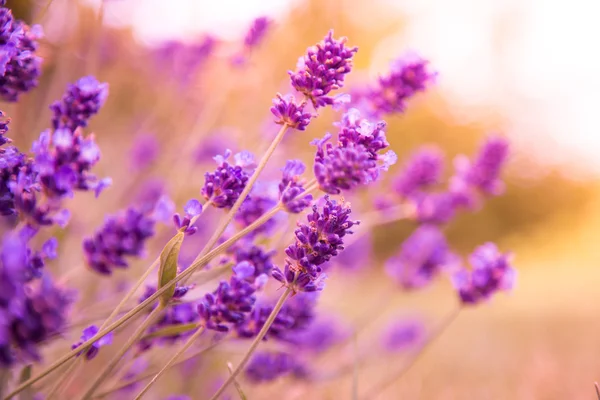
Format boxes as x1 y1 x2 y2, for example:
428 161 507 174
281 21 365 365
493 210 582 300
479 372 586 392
208 287 293 400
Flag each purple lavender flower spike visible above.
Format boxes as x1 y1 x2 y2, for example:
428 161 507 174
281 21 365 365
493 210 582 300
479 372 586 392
385 225 457 289
245 351 308 383
452 136 510 196
202 150 253 209
173 198 202 235
234 193 278 236
367 54 436 116
381 318 424 352
411 191 457 225
50 76 109 131
453 242 515 305
279 160 312 213
83 207 155 275
0 111 10 146
198 275 257 332
393 146 444 197
285 316 349 353
272 196 357 293
270 93 312 131
289 30 358 108
72 325 113 360
313 109 395 194
233 243 275 283
0 5 43 102
154 36 215 88
32 128 108 199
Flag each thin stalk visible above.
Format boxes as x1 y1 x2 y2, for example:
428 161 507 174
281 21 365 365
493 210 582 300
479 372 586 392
45 359 78 400
5 204 281 400
94 338 224 399
80 306 165 400
133 325 205 399
189 124 289 268
208 287 293 400
359 307 461 399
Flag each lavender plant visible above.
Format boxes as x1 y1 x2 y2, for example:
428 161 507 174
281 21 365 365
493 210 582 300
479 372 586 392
0 4 517 399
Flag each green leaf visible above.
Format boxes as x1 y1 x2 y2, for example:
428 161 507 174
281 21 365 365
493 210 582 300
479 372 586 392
18 365 33 400
141 323 198 341
157 232 185 307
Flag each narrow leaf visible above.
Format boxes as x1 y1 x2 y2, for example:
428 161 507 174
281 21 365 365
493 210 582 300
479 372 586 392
141 323 198 341
157 232 184 306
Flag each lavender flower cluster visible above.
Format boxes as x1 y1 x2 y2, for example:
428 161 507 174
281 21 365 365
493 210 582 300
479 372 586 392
0 9 517 399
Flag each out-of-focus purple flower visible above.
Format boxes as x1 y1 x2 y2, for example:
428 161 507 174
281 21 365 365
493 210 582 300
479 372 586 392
72 325 113 360
198 276 257 332
32 129 109 199
272 196 358 293
245 351 308 383
324 231 372 271
270 93 312 131
0 6 43 102
289 30 358 108
234 193 277 236
237 292 317 340
313 109 395 194
173 199 202 235
193 134 236 164
83 207 155 275
381 318 424 352
202 150 253 209
50 76 108 131
411 191 457 225
0 111 10 146
279 160 312 213
244 17 271 49
393 147 444 197
367 54 435 116
385 225 457 289
9 274 75 364
453 242 515 305
130 133 159 170
285 316 349 353
452 136 510 197
153 36 215 87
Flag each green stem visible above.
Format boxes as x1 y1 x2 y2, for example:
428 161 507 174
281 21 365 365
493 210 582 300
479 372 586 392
80 306 165 399
359 307 461 399
208 287 293 400
133 325 205 399
4 205 281 400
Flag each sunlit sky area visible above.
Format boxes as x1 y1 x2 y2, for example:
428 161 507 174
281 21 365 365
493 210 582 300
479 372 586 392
82 0 600 178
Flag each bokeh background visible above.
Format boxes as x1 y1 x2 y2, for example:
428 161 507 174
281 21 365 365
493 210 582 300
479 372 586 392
5 0 600 398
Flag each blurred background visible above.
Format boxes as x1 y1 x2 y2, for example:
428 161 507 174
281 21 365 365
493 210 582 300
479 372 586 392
5 0 600 398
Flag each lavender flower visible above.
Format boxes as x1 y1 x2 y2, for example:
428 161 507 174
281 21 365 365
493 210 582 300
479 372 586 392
0 6 43 102
393 146 444 197
313 109 396 194
285 316 349 353
234 194 277 236
50 76 109 131
237 292 317 339
173 199 202 235
453 242 515 305
32 129 110 198
385 225 457 289
233 243 275 283
83 207 155 275
245 351 308 383
272 196 358 293
198 276 257 332
411 191 457 225
279 160 312 213
367 54 435 116
202 150 254 209
289 30 358 108
270 93 312 131
452 136 510 196
72 325 113 360
154 36 215 87
381 318 424 352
